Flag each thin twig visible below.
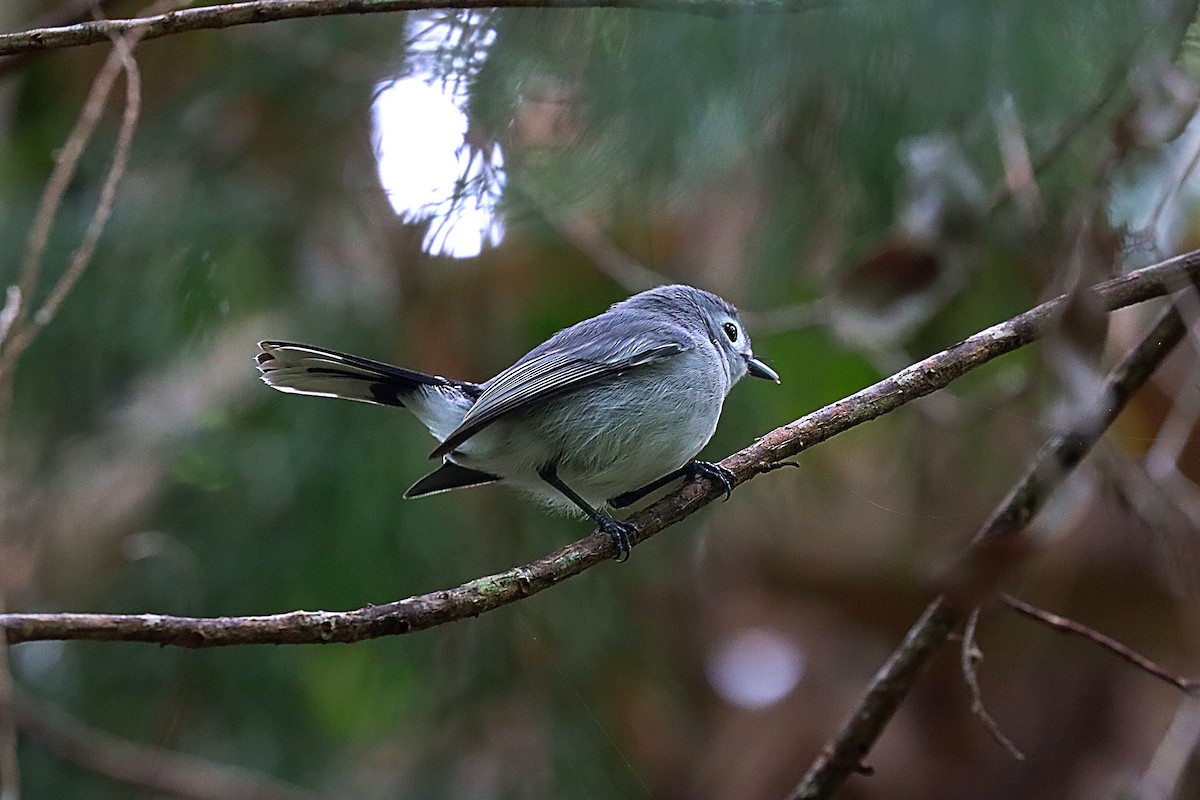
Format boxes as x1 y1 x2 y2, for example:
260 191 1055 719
0 250 1198 648
1143 129 1200 253
992 93 1044 225
3 691 320 800
32 37 141 331
988 57 1131 214
0 26 144 800
0 7 154 439
0 19 150 387
1002 594 1200 695
790 296 1190 800
0 0 835 58
0 291 16 375
960 609 1025 760
4 47 129 365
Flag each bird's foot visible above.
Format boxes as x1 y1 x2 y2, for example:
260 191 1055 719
689 460 735 501
596 515 637 562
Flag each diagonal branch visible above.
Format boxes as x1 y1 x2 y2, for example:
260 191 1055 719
0 27 145 800
1002 594 1200 695
0 36 142 379
788 293 1191 800
4 40 132 359
0 0 824 58
4 690 320 800
1 249 1199 649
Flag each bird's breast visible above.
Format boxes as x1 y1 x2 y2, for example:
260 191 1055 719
452 348 727 506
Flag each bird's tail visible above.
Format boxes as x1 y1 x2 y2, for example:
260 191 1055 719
255 341 477 440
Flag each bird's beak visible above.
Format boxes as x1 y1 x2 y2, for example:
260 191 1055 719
745 355 780 383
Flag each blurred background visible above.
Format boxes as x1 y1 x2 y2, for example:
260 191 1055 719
2 1 1200 797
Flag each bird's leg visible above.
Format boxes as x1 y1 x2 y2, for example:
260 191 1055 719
608 465 690 508
539 465 636 562
608 460 735 509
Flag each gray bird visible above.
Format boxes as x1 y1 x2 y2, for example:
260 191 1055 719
255 284 779 560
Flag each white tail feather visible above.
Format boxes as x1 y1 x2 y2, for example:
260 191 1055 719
255 341 475 440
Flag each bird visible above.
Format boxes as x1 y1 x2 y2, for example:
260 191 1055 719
255 284 779 560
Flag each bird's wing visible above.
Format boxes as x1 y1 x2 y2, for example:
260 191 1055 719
429 339 688 458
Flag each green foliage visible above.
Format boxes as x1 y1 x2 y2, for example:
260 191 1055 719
4 1 1198 797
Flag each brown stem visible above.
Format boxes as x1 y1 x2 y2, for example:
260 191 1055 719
1002 594 1200 695
3 41 130 371
0 28 145 800
0 251 1197 649
0 0 802 58
1 37 142 384
789 298 1189 799
960 609 1025 760
4 691 320 800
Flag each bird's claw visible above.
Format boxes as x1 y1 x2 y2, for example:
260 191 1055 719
689 460 735 501
596 516 636 562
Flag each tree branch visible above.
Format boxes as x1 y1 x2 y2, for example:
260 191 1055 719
959 609 1025 761
789 293 1191 799
0 249 1198 649
0 0 134 78
1002 594 1200 695
4 691 320 800
0 27 145 800
0 27 144 385
3 35 141 366
0 0 826 58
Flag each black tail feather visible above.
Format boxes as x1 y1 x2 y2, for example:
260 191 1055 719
405 460 501 498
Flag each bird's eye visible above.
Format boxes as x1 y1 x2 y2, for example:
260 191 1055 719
723 322 739 342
